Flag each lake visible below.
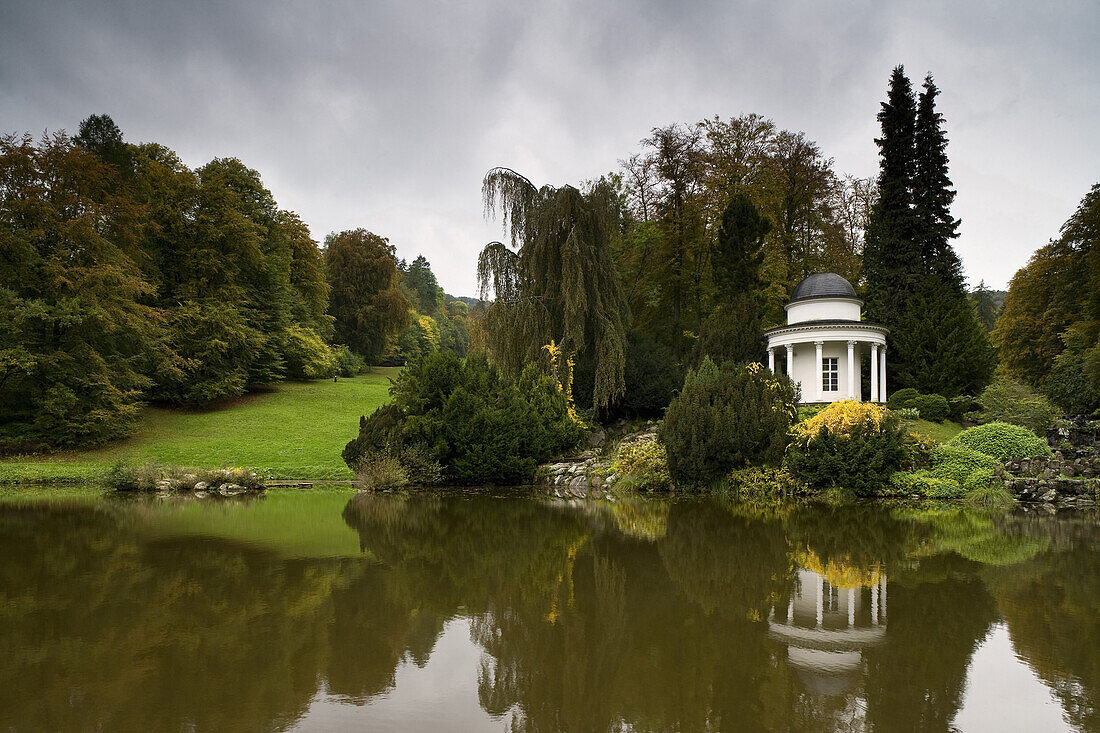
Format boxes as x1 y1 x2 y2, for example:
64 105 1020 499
0 489 1096 732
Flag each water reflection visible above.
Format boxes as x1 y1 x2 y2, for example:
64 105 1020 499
0 492 1096 732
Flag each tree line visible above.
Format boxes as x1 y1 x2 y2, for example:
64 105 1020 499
476 65 997 417
0 115 463 450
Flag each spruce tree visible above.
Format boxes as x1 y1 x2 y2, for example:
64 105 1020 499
914 75 964 291
891 277 996 397
862 67 995 397
863 66 923 323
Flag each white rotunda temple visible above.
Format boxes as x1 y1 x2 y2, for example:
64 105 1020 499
764 273 889 404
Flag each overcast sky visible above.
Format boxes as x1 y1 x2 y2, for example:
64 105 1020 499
2 0 1097 296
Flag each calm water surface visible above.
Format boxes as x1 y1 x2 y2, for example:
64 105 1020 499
0 489 1097 732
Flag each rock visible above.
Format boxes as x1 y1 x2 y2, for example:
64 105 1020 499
567 475 589 498
193 491 208 499
587 429 607 447
1041 488 1058 502
194 481 208 491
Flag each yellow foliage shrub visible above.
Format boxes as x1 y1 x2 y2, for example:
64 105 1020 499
793 399 888 438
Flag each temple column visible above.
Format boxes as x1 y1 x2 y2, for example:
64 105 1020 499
785 344 794 379
816 576 824 628
880 573 887 620
768 347 775 373
871 581 879 626
880 346 888 402
870 344 879 403
814 340 824 402
846 340 856 399
848 588 855 627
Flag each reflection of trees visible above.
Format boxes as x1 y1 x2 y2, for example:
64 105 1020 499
1 494 1095 732
985 516 1100 732
660 501 792 618
0 502 355 733
863 553 997 733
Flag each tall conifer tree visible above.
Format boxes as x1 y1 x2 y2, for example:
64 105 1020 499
862 68 994 397
863 66 922 323
914 75 964 291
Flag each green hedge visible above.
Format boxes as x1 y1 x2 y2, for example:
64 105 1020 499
930 444 998 483
948 421 1051 460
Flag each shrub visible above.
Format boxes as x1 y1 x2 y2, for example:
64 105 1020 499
949 395 977 422
925 477 968 499
949 421 1051 460
281 325 337 379
974 377 1060 435
894 406 921 420
660 359 797 486
888 470 965 498
930 444 998 484
334 346 365 377
611 438 673 492
356 453 409 491
887 388 920 409
786 401 905 496
795 399 888 438
964 483 1014 509
343 402 406 470
343 351 583 485
910 393 950 423
725 466 809 499
901 430 936 470
963 467 996 492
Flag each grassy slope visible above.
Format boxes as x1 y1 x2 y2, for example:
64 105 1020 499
905 418 964 443
0 369 399 483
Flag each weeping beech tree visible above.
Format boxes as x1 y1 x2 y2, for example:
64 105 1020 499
477 167 628 411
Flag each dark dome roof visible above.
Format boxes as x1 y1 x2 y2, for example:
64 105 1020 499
790 273 857 302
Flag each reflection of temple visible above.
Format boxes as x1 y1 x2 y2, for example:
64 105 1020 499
768 567 888 697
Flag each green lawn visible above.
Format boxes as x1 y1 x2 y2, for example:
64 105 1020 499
0 369 399 484
905 418 964 443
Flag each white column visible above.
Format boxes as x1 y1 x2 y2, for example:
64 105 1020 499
816 576 824 628
846 340 856 400
814 341 824 402
848 588 855 627
787 597 794 624
870 344 879 403
880 573 887 621
880 346 888 403
785 344 794 379
768 347 775 373
871 581 879 626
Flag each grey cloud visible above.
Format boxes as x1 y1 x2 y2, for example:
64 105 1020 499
1 0 1097 295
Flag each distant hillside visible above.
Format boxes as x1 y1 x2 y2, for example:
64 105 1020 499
447 295 488 310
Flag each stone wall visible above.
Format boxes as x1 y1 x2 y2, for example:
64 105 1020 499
997 450 1100 505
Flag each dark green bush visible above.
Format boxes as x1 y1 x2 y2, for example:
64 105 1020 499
909 393 950 422
334 346 365 377
660 359 797 486
887 388 920 409
786 413 906 497
343 351 583 485
975 377 1060 435
948 421 1051 460
949 395 977 422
